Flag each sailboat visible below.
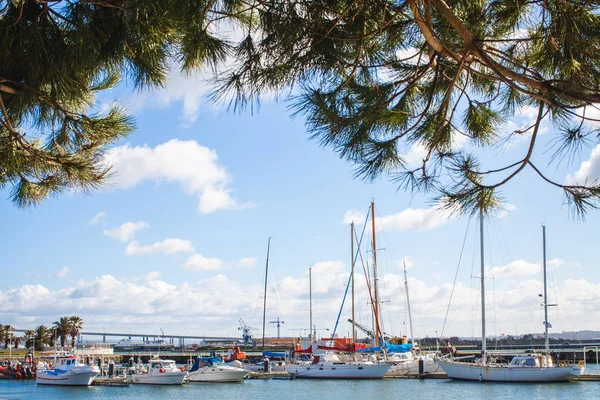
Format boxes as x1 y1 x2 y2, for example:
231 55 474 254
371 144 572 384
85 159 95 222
438 218 585 382
387 261 439 375
289 203 391 379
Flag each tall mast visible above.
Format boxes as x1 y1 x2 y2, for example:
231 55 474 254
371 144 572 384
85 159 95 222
309 267 313 344
351 222 356 346
262 237 271 350
480 212 486 358
542 224 550 352
403 260 414 345
371 200 381 347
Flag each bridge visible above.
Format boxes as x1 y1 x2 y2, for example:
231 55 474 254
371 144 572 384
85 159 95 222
12 329 241 347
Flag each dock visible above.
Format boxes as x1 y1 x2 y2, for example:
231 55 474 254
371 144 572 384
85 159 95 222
92 377 129 386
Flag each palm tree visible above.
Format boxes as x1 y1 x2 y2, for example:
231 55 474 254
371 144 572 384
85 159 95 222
53 317 71 347
69 316 83 347
12 334 21 349
48 327 57 347
3 325 13 349
24 330 35 349
34 325 49 351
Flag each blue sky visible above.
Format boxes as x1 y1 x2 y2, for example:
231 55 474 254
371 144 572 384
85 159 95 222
2 67 600 343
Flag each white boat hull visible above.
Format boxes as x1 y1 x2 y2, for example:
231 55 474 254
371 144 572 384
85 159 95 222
388 358 440 375
438 359 584 382
289 362 391 379
187 367 247 382
36 369 98 386
130 371 186 385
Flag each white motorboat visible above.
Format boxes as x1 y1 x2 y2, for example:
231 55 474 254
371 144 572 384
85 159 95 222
187 357 248 382
288 353 391 379
129 358 186 385
438 220 585 382
36 355 99 386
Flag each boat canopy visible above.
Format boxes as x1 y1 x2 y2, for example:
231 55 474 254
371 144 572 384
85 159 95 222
356 341 412 353
263 351 286 358
189 357 223 372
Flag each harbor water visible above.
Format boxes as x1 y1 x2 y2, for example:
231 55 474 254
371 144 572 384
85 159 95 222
2 377 600 400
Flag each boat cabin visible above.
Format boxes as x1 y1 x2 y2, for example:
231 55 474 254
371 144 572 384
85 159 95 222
508 355 554 368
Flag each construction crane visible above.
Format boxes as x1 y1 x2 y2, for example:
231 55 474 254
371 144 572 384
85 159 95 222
269 317 285 338
347 319 390 340
238 318 258 346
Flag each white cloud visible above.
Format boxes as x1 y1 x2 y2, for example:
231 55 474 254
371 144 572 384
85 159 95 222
496 203 518 219
125 239 195 256
184 254 224 271
377 206 456 232
488 260 541 279
0 257 597 338
343 205 456 232
105 139 252 214
342 210 366 225
89 212 106 224
236 257 257 269
104 221 150 242
566 144 600 185
55 266 71 279
183 254 255 271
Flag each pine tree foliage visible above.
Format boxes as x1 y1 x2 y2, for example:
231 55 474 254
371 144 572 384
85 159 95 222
213 0 600 217
4 1 600 217
0 0 246 206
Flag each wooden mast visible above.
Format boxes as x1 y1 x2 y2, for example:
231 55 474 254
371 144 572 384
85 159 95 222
351 222 356 347
371 200 381 347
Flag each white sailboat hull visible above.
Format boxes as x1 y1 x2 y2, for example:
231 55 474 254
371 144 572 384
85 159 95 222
438 359 584 382
130 371 186 385
289 362 391 379
388 358 439 375
36 369 98 386
187 367 247 382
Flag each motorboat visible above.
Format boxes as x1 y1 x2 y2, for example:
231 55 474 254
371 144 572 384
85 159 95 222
187 357 248 382
129 358 186 385
36 355 99 386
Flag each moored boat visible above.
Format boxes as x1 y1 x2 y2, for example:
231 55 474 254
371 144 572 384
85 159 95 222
36 355 99 386
438 220 585 382
187 356 248 382
129 357 186 385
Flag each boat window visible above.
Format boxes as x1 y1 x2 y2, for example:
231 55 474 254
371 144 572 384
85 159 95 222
525 358 537 367
358 367 363 370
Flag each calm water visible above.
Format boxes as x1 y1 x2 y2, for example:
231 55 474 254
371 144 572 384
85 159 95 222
1 378 600 400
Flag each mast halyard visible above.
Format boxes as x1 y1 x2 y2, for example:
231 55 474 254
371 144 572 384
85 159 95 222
262 237 271 350
371 200 382 348
480 212 487 360
403 260 414 346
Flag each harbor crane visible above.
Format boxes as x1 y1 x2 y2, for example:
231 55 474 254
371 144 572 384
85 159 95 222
269 317 285 338
347 319 390 340
238 318 258 346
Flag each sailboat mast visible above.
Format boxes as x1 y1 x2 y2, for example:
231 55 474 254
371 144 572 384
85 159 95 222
262 237 271 350
403 261 414 345
543 224 549 352
371 201 381 347
351 222 356 345
309 267 313 344
480 212 487 357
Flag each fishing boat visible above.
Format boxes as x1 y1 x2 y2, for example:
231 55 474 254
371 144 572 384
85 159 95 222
187 356 248 382
438 219 585 382
129 357 186 385
36 354 99 386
